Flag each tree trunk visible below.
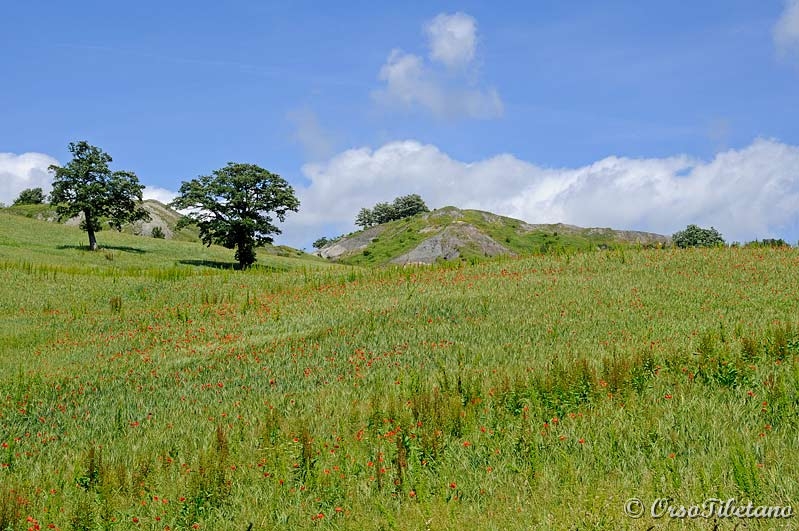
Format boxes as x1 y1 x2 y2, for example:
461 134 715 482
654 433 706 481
86 213 98 251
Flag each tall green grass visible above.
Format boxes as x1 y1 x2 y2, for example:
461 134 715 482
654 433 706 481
0 215 797 530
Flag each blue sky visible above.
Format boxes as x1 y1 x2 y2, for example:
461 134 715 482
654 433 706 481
2 1 799 248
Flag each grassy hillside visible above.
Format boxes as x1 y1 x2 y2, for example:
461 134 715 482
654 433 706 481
0 217 797 530
4 200 202 243
0 211 329 273
321 206 669 266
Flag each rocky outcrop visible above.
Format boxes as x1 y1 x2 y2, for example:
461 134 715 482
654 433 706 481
391 223 514 265
318 225 385 260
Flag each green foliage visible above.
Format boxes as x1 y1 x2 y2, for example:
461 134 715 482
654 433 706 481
355 194 429 228
312 236 330 249
744 238 789 248
12 187 46 205
355 207 376 229
170 163 300 269
49 141 150 250
150 226 165 239
672 224 725 248
392 193 429 219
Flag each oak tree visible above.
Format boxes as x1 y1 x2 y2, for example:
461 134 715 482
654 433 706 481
49 141 150 250
170 163 300 269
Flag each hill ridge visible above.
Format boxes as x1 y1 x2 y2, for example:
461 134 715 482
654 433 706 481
317 206 669 265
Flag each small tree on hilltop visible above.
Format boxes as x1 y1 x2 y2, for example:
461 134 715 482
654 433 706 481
355 208 376 229
392 193 429 219
49 141 150 251
312 237 331 249
13 187 47 205
371 202 397 225
170 163 300 269
672 224 725 248
354 194 429 229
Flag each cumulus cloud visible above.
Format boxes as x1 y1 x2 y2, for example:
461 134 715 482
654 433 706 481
278 138 799 248
373 12 502 119
775 0 799 58
142 186 178 205
0 152 59 205
425 12 477 68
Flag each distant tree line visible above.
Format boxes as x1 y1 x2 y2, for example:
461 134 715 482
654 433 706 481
742 238 789 248
355 194 429 228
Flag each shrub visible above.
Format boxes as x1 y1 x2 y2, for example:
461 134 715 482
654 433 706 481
744 238 789 248
151 226 165 239
672 224 725 248
12 187 47 205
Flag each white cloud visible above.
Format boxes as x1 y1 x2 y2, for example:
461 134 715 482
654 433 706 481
287 108 335 161
0 152 59 205
425 12 477 68
372 13 502 120
142 186 178 205
278 138 799 248
775 0 799 58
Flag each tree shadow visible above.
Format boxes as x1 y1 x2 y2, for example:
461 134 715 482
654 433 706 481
179 260 289 272
179 259 240 270
57 244 147 254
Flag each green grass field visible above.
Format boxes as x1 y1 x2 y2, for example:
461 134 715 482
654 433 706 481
0 213 797 530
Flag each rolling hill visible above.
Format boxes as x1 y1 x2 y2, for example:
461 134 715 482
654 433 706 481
3 199 201 242
0 207 328 272
317 206 670 265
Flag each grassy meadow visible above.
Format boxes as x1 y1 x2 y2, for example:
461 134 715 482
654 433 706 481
0 213 798 530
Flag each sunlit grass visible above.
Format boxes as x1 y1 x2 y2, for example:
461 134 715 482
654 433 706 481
0 214 797 530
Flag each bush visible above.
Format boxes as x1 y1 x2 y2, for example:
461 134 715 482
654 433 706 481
13 187 46 205
744 238 789 248
151 226 165 239
672 224 725 248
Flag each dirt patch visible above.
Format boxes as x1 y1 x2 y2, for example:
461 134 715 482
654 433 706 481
391 223 514 265
318 225 385 259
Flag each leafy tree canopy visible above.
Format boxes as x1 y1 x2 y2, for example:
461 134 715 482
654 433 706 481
49 141 150 250
312 237 331 250
672 224 725 248
170 163 300 269
355 194 429 228
13 187 47 205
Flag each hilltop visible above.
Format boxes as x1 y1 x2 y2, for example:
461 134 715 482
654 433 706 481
317 206 669 265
